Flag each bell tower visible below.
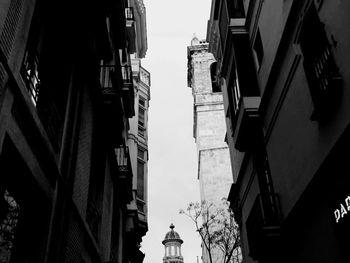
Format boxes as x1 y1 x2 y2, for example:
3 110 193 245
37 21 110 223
162 224 184 263
187 38 233 263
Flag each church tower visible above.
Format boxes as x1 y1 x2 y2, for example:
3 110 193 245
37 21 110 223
162 224 184 263
187 37 232 208
187 37 233 263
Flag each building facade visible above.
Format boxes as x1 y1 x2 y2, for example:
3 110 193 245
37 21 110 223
207 0 350 262
162 224 184 263
187 37 233 263
126 57 151 251
125 0 151 259
0 0 149 262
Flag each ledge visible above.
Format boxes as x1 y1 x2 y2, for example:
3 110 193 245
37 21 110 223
233 96 261 151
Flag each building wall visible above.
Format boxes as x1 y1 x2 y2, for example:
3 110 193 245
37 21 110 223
0 0 149 262
127 58 150 240
207 0 350 262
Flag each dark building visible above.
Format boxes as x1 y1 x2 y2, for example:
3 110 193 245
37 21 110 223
0 0 148 262
207 0 350 262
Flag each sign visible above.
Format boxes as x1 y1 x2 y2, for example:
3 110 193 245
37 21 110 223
334 196 350 223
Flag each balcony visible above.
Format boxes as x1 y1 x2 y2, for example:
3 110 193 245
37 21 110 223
232 96 260 151
246 193 281 260
100 65 117 99
125 7 136 54
115 146 133 201
120 65 135 117
100 64 134 117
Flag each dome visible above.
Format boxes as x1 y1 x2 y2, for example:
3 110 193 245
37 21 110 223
162 224 183 244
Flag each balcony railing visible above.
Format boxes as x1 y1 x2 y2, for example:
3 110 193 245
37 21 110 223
246 193 281 260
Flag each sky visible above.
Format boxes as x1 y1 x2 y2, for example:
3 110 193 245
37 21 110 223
140 1 212 263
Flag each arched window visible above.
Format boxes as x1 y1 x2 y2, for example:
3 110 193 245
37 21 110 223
210 62 221 92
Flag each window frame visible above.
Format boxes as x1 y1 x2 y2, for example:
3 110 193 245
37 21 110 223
253 29 264 71
298 2 341 120
138 96 147 137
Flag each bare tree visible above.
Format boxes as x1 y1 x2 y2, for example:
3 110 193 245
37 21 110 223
180 199 241 263
0 190 20 263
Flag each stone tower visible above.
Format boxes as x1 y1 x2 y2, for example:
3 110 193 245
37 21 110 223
187 38 233 263
162 224 184 263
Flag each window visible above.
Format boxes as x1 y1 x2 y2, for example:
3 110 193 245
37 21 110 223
137 148 146 201
253 29 264 70
228 64 241 117
86 131 106 242
138 108 144 126
210 62 221 93
139 97 146 107
20 1 67 152
254 131 274 195
21 51 40 104
219 1 229 50
137 160 145 200
227 0 245 18
299 3 341 119
138 98 146 137
138 148 144 159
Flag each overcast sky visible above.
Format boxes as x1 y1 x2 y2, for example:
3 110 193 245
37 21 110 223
140 1 212 263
